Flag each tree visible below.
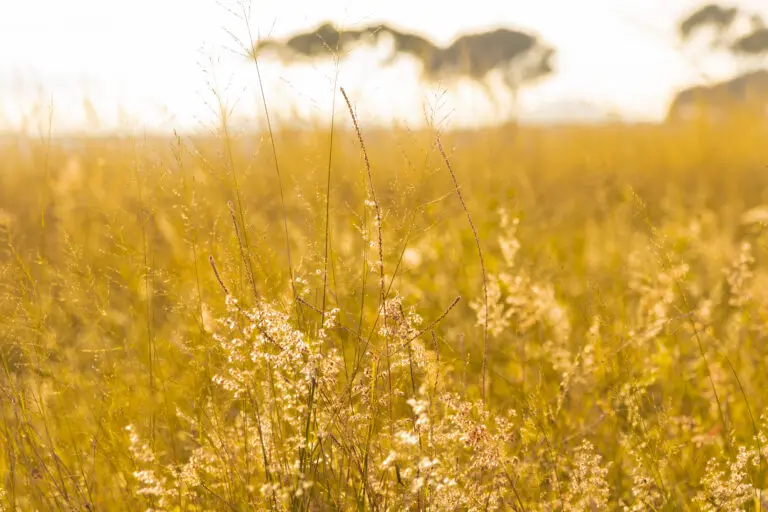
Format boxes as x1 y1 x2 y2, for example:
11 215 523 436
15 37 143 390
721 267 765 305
668 2 768 122
678 3 739 45
252 22 556 107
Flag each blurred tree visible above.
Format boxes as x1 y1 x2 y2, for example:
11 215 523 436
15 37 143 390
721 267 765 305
252 23 381 62
730 25 768 55
677 2 768 58
678 3 739 46
669 2 768 122
252 23 555 105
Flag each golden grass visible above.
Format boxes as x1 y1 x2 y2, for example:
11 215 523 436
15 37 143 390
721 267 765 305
2 108 768 510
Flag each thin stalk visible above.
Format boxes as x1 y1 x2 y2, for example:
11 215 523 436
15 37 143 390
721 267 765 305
435 138 489 402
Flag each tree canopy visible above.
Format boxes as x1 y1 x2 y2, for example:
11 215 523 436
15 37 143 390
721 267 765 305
253 23 556 94
677 2 768 55
669 3 768 121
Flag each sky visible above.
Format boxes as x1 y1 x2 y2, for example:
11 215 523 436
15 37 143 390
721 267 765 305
1 0 767 133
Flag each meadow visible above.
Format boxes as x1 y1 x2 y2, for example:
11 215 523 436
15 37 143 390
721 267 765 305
2 98 768 510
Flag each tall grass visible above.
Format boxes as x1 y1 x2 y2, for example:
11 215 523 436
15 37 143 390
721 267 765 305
2 106 768 509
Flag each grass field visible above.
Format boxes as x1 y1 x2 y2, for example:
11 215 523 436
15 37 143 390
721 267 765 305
2 98 768 510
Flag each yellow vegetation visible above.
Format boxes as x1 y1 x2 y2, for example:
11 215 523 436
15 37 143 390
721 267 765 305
1 107 768 509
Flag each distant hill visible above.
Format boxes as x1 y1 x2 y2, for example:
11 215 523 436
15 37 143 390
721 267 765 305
667 69 768 122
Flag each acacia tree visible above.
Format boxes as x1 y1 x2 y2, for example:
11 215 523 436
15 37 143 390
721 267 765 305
677 3 768 67
668 3 768 121
252 22 556 114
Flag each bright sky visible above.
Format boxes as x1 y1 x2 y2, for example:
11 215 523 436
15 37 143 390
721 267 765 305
1 0 767 133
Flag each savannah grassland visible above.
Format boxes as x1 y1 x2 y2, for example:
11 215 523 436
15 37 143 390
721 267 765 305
2 100 768 511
